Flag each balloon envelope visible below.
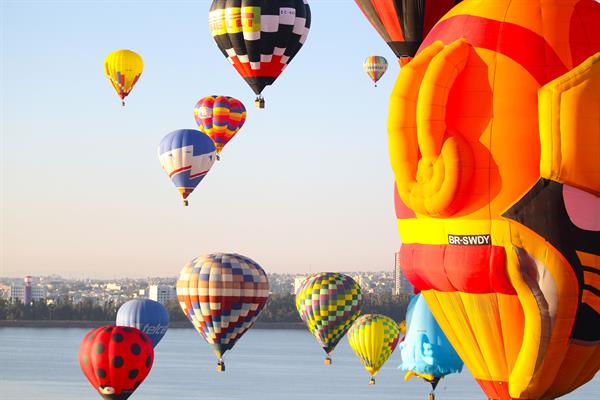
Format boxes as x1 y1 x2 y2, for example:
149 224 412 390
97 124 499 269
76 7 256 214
116 299 169 347
158 129 217 206
348 314 400 383
104 49 143 105
176 253 269 368
388 0 600 398
363 55 388 85
399 294 463 386
79 326 154 400
295 273 363 362
193 95 246 154
354 0 461 58
208 0 311 104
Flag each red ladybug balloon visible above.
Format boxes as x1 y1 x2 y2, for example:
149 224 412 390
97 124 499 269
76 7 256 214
79 326 154 400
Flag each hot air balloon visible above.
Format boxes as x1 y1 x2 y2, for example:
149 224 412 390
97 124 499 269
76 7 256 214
363 55 388 86
388 0 600 399
347 314 401 385
193 95 246 155
104 50 143 106
355 0 461 64
176 253 269 371
158 129 217 206
79 326 154 400
116 299 169 348
399 295 463 398
208 0 311 108
295 272 363 364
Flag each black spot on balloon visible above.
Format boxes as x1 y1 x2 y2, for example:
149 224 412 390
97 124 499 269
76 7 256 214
130 343 141 355
123 327 133 332
96 368 106 379
94 343 105 355
82 355 89 366
86 333 95 342
103 327 112 333
145 356 151 368
112 356 124 368
112 333 123 342
139 333 148 343
128 369 139 379
133 380 142 389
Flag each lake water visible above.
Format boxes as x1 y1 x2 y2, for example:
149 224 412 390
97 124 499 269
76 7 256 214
0 327 597 400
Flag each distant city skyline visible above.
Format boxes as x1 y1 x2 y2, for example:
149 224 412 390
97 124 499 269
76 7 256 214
1 2 400 278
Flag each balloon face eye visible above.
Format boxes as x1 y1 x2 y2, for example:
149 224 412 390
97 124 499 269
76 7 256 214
99 386 115 395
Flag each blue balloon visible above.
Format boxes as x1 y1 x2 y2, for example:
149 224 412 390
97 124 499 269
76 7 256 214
158 129 217 206
399 294 463 388
116 299 169 347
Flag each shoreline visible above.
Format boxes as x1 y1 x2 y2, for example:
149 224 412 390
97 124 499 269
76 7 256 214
0 320 306 329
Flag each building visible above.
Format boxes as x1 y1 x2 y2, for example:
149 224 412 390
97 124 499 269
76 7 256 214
394 252 414 295
352 274 364 289
9 277 47 303
293 276 308 294
148 285 176 304
106 283 122 292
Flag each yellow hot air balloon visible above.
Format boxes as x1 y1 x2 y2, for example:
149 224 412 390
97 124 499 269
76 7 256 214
104 50 143 106
347 314 401 385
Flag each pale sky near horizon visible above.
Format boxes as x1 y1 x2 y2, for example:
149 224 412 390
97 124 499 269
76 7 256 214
1 1 401 279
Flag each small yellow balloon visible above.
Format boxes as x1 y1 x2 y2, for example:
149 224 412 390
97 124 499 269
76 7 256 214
104 49 143 106
347 314 401 384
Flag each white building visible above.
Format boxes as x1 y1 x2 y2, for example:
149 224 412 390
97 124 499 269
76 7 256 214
9 284 46 303
148 285 176 304
106 283 122 291
352 274 364 289
293 276 308 294
394 251 414 295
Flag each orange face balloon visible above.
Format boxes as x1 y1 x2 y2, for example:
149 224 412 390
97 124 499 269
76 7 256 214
388 0 600 399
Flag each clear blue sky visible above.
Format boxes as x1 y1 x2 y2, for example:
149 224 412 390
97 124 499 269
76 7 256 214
1 0 400 278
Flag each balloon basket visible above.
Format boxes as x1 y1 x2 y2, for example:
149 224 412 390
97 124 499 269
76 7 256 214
324 357 332 365
216 361 225 372
254 96 265 109
369 378 375 385
121 100 125 107
183 199 189 207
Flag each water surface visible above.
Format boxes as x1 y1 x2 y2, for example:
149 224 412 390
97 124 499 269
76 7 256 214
0 328 597 399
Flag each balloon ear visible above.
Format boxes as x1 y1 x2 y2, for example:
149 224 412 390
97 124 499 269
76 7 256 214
389 39 475 217
538 52 600 194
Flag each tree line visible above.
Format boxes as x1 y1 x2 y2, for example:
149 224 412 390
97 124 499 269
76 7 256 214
0 292 412 323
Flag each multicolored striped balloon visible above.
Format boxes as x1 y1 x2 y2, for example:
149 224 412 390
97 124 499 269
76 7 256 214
348 314 401 385
363 55 388 86
193 96 246 154
208 0 311 108
176 253 269 371
103 49 143 106
295 273 363 364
